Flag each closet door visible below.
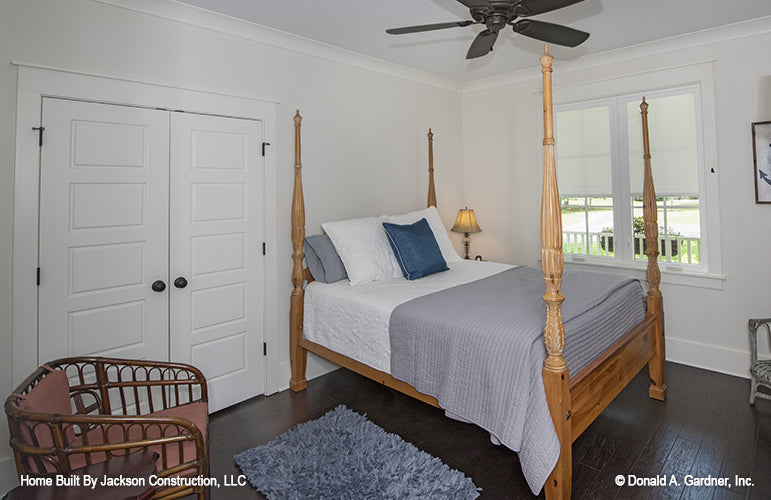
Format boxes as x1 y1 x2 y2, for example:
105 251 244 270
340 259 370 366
170 112 265 412
38 98 170 363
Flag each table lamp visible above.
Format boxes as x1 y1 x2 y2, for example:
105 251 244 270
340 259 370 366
451 207 481 260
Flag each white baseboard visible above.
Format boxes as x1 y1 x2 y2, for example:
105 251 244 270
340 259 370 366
1 456 18 495
274 353 339 393
666 336 751 379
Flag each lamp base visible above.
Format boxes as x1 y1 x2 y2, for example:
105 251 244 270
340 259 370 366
462 233 471 260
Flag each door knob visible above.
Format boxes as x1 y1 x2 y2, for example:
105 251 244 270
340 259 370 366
151 280 166 292
174 277 188 289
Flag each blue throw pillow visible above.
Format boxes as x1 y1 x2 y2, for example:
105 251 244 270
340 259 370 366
382 218 448 280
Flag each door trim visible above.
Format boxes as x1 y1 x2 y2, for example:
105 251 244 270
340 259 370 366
12 64 280 396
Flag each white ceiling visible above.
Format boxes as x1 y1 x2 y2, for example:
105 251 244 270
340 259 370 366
174 0 771 82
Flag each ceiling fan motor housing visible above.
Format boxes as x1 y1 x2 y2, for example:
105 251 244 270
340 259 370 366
484 13 510 31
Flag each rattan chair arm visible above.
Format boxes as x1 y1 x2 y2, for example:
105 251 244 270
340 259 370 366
10 430 200 456
52 356 207 385
50 357 209 406
7 411 206 468
7 407 203 436
50 356 204 374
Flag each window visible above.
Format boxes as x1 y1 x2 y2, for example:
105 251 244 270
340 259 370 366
555 86 708 272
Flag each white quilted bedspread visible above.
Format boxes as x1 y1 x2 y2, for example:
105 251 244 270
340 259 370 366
303 260 513 372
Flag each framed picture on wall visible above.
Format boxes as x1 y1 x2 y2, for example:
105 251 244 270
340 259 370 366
752 121 771 204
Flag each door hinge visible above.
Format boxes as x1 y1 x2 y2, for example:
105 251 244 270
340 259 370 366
36 267 40 286
262 242 266 255
263 342 267 356
32 126 45 147
262 142 270 157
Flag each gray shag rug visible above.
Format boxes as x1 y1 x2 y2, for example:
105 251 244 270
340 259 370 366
235 405 480 499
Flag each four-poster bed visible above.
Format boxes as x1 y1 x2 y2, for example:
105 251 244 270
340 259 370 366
288 46 667 499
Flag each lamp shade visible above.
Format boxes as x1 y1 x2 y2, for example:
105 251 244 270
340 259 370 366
451 208 481 234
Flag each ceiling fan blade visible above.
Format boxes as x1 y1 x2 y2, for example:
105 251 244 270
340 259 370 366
386 20 474 35
514 0 585 17
466 29 499 59
513 19 589 47
455 0 492 8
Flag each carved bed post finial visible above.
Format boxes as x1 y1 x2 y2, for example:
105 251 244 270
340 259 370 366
290 110 308 391
640 98 668 401
294 111 302 163
540 44 572 500
427 128 437 208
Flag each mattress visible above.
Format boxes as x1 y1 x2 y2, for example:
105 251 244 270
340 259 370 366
304 260 646 378
303 260 514 372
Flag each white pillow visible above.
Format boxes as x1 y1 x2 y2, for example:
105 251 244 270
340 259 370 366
388 206 462 264
322 216 402 285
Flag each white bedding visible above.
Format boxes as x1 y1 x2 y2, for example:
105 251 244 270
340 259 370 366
303 260 514 372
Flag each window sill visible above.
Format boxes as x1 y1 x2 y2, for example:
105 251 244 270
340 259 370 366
561 256 725 290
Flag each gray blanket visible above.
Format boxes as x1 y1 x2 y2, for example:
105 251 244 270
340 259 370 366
389 266 644 494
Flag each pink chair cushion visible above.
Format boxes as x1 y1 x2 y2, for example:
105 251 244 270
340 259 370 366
150 402 208 442
71 401 208 472
149 402 208 470
18 370 72 416
17 370 72 449
15 369 73 472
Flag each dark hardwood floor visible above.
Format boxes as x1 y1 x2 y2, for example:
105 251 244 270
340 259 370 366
207 362 771 499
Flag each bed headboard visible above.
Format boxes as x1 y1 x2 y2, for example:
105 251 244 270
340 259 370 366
288 116 438 389
289 118 438 289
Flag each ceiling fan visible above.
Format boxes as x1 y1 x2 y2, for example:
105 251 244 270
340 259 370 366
386 0 590 59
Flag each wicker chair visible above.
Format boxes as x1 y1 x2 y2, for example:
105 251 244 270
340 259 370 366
5 357 210 500
749 318 771 405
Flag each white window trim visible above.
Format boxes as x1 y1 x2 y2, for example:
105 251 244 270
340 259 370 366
537 60 723 289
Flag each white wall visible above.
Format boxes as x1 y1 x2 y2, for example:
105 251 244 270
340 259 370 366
0 0 465 489
2 0 769 492
462 18 771 379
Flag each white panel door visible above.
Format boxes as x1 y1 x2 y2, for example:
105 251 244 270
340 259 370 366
170 112 265 412
38 98 170 363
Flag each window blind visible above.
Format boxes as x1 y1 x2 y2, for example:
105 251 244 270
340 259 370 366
555 105 613 196
627 92 699 195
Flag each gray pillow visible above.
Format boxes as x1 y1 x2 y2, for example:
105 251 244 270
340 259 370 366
304 234 348 283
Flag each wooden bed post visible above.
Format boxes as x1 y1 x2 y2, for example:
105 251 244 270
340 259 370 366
640 98 668 401
540 45 572 500
427 128 437 208
290 110 308 392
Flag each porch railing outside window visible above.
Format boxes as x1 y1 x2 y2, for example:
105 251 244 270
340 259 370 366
562 230 701 264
